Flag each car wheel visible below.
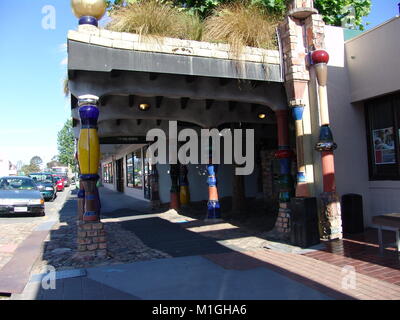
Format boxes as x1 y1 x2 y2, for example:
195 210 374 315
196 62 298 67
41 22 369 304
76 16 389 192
38 211 45 217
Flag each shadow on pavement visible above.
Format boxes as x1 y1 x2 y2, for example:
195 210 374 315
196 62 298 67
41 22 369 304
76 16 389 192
28 187 355 300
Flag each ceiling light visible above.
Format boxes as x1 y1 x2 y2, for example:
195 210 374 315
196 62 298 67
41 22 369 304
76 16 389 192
258 113 267 119
139 103 150 111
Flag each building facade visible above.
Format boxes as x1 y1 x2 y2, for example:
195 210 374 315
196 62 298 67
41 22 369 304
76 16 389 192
67 0 400 259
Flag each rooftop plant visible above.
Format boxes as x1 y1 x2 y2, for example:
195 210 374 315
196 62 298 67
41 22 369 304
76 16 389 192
106 0 203 40
106 0 279 53
202 1 279 55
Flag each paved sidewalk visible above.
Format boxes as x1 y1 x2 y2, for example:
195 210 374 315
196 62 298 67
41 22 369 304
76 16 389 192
13 255 332 300
11 187 400 300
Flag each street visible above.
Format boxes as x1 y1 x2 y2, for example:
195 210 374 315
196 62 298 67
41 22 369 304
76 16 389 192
0 186 70 270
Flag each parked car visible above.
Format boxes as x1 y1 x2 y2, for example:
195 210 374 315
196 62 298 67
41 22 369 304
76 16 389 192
0 176 45 216
62 176 70 187
29 173 57 201
52 174 65 192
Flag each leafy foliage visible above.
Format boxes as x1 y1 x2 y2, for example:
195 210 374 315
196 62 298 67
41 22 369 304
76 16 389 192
314 0 371 30
107 0 371 30
57 119 76 171
21 156 42 175
30 156 43 167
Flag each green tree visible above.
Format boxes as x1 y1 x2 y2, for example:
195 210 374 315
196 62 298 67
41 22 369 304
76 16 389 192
107 0 371 30
20 156 42 175
30 156 43 168
57 119 76 171
314 0 371 30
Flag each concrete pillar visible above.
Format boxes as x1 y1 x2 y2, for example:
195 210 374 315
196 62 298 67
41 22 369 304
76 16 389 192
260 149 278 204
179 165 190 207
150 165 161 209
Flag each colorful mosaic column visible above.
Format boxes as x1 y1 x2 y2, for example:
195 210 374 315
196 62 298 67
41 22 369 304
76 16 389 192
275 110 294 203
170 164 180 210
78 96 101 222
312 49 343 240
75 95 107 260
207 145 221 219
273 110 294 237
179 165 190 206
291 104 309 197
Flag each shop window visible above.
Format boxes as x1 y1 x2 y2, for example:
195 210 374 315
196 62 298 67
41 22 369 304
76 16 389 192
365 92 400 180
126 149 143 188
103 162 113 184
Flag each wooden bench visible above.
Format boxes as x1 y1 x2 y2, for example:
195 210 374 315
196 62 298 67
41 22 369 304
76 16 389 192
372 213 400 254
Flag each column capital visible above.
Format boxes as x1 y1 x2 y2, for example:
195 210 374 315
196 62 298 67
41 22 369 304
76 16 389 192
78 94 99 107
287 0 318 20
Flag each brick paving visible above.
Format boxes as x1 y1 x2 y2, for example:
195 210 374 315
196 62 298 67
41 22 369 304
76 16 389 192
303 229 400 286
162 210 400 299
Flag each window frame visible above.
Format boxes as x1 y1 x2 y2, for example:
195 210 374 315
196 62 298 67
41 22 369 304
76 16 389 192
365 92 400 181
126 148 143 189
103 162 114 184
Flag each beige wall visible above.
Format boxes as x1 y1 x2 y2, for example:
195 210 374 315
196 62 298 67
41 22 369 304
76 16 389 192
326 22 400 226
345 17 400 102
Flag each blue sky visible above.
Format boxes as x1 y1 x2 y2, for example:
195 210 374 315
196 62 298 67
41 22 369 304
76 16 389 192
0 0 398 166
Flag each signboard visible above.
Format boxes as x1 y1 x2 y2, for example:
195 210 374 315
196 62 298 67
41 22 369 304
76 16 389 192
99 136 148 144
373 127 395 165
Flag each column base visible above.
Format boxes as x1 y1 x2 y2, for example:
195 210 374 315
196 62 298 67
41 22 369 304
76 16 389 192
75 220 108 261
170 192 180 210
319 192 343 240
266 203 291 241
180 186 190 206
151 200 161 210
207 200 221 219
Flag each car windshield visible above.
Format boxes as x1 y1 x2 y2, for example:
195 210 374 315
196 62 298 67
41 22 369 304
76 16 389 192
0 178 37 190
30 174 53 183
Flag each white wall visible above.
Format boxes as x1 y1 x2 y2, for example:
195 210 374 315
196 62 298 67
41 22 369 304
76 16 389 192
345 19 400 224
346 17 400 102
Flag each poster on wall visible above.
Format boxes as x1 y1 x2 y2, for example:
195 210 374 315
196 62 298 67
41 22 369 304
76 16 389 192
373 127 396 165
